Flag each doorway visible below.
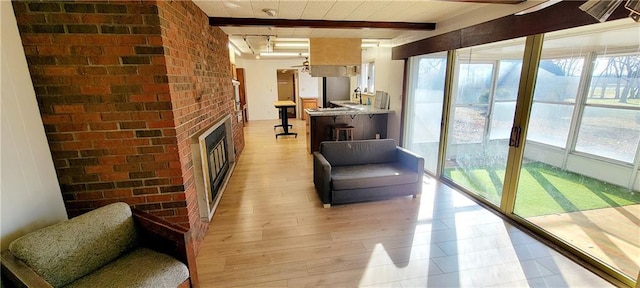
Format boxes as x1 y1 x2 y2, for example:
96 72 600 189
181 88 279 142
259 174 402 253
277 69 298 119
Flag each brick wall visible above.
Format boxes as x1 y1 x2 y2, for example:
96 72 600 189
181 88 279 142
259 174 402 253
12 0 243 247
157 0 244 244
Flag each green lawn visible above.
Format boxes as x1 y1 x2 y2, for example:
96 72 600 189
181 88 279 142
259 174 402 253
444 162 640 217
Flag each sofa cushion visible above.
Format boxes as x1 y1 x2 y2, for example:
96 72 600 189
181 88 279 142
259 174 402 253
320 139 397 167
9 202 138 287
64 248 189 288
331 163 419 190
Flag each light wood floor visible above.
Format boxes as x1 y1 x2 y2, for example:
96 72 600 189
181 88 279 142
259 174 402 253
528 204 640 278
196 119 614 288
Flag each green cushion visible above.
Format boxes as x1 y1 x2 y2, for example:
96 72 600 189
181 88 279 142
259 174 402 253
64 248 189 288
9 202 138 287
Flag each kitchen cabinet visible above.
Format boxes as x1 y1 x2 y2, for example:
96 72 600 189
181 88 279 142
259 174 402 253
300 97 318 120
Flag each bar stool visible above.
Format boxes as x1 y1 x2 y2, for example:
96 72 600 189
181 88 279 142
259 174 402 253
331 124 355 141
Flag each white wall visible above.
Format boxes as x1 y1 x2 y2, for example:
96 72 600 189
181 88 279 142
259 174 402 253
236 59 320 120
236 49 404 138
362 46 405 142
525 142 640 191
1 2 68 250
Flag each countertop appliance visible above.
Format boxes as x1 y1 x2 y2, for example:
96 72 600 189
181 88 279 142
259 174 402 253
322 76 350 107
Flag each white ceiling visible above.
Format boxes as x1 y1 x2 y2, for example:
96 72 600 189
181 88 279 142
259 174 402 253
193 0 545 59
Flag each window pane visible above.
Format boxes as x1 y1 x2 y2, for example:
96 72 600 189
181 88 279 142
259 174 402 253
358 65 365 88
489 60 522 140
368 62 375 93
527 103 574 147
586 54 640 108
534 58 584 103
450 106 487 144
417 57 447 101
455 63 494 105
446 104 501 204
489 101 516 140
405 54 447 174
575 107 640 163
445 37 526 207
496 60 522 101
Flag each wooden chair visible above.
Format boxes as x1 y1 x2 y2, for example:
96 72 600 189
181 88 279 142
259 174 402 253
1 203 199 288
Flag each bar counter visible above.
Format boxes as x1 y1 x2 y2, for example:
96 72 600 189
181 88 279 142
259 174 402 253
305 100 394 116
304 101 394 153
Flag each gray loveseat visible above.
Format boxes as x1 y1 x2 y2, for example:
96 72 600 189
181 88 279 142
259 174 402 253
313 139 424 207
1 202 198 288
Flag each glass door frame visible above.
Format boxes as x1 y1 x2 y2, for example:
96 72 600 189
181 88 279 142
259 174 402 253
499 34 543 215
439 42 528 209
435 51 456 179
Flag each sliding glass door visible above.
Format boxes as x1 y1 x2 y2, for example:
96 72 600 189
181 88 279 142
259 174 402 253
403 19 639 285
443 39 525 207
404 52 447 175
513 21 640 280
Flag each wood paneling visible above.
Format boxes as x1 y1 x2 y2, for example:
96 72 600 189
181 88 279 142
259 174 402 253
392 1 632 59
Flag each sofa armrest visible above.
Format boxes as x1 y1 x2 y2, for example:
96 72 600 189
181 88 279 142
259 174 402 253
396 147 425 195
313 151 332 206
396 147 424 171
132 209 199 288
1 250 52 288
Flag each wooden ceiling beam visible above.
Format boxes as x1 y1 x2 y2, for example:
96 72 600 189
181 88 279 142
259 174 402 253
209 18 436 31
437 0 525 4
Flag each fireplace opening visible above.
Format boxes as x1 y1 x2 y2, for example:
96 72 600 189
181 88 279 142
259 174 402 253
206 126 229 205
192 115 235 221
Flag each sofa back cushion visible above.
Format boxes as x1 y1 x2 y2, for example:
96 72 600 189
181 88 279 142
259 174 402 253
9 202 138 287
320 139 397 166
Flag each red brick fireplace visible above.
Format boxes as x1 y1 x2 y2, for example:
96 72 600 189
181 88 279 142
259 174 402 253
12 0 244 248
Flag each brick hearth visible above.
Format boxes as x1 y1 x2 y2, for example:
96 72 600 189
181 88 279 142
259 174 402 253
12 0 244 248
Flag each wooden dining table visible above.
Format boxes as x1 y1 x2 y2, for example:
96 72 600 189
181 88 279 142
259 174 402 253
273 100 297 138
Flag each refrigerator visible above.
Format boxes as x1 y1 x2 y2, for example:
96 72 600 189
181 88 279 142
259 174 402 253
322 76 351 107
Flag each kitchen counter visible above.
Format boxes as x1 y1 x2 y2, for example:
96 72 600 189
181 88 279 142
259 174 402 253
304 101 391 153
305 100 394 116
